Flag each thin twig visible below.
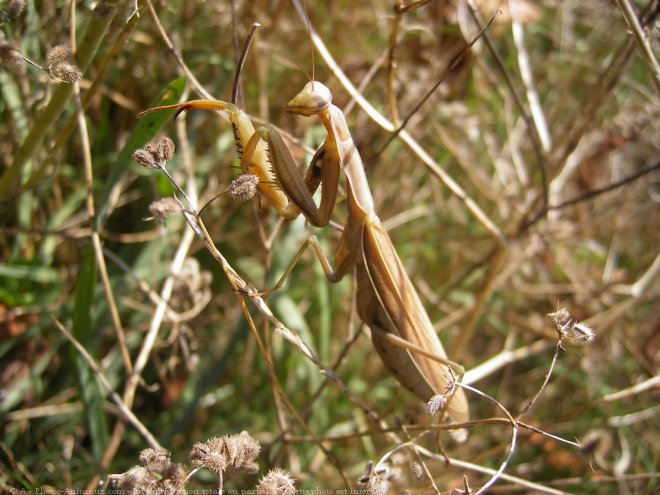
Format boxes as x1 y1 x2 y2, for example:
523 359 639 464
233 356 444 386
530 156 660 225
463 339 554 385
518 339 563 418
509 0 552 152
433 454 571 495
614 0 660 94
603 374 660 402
72 79 132 374
52 317 160 448
88 211 197 492
459 382 519 495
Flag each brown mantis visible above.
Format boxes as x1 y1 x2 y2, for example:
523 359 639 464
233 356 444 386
139 66 469 427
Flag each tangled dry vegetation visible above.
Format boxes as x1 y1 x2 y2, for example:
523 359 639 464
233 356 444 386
1 0 658 494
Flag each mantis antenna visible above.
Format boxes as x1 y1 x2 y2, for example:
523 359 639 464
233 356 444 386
231 22 262 106
302 0 315 87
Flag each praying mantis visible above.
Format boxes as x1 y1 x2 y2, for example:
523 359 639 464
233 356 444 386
139 55 469 428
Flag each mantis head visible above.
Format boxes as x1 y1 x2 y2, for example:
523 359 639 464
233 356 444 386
287 81 332 117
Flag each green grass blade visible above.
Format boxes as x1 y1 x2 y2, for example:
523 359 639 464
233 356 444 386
71 248 109 462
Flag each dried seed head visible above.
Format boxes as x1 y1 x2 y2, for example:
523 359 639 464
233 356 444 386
364 473 390 495
359 462 394 495
236 430 260 461
139 447 172 474
55 62 82 83
229 173 259 201
133 137 176 170
548 308 596 344
46 45 71 66
158 136 176 161
410 462 424 481
547 308 595 345
143 141 160 157
45 45 82 83
425 394 446 416
567 321 596 344
160 462 188 493
448 428 469 444
190 431 261 475
107 466 158 494
547 308 571 327
224 430 260 473
0 41 22 65
144 136 176 162
190 441 228 474
148 197 182 220
256 468 296 495
133 148 158 169
4 0 26 19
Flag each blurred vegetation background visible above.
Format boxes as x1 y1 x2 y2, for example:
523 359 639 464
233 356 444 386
1 0 658 493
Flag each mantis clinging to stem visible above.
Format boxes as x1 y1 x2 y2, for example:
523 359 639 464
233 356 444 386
139 16 469 425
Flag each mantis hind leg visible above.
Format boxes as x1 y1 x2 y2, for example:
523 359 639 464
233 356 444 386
244 235 356 298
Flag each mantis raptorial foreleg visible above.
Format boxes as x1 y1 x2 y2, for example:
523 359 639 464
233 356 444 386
138 100 293 216
241 127 338 227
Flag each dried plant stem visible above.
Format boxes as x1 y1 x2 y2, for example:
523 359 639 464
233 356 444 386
289 417 580 449
465 0 548 216
611 252 660 297
343 47 388 119
603 374 660 403
458 383 519 495
386 4 402 126
433 454 571 495
528 34 640 229
546 158 660 214
509 0 552 152
376 9 499 158
518 339 563 418
463 339 554 385
385 0 435 126
48 11 141 160
614 0 660 94
52 317 159 448
268 316 365 464
72 80 132 374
